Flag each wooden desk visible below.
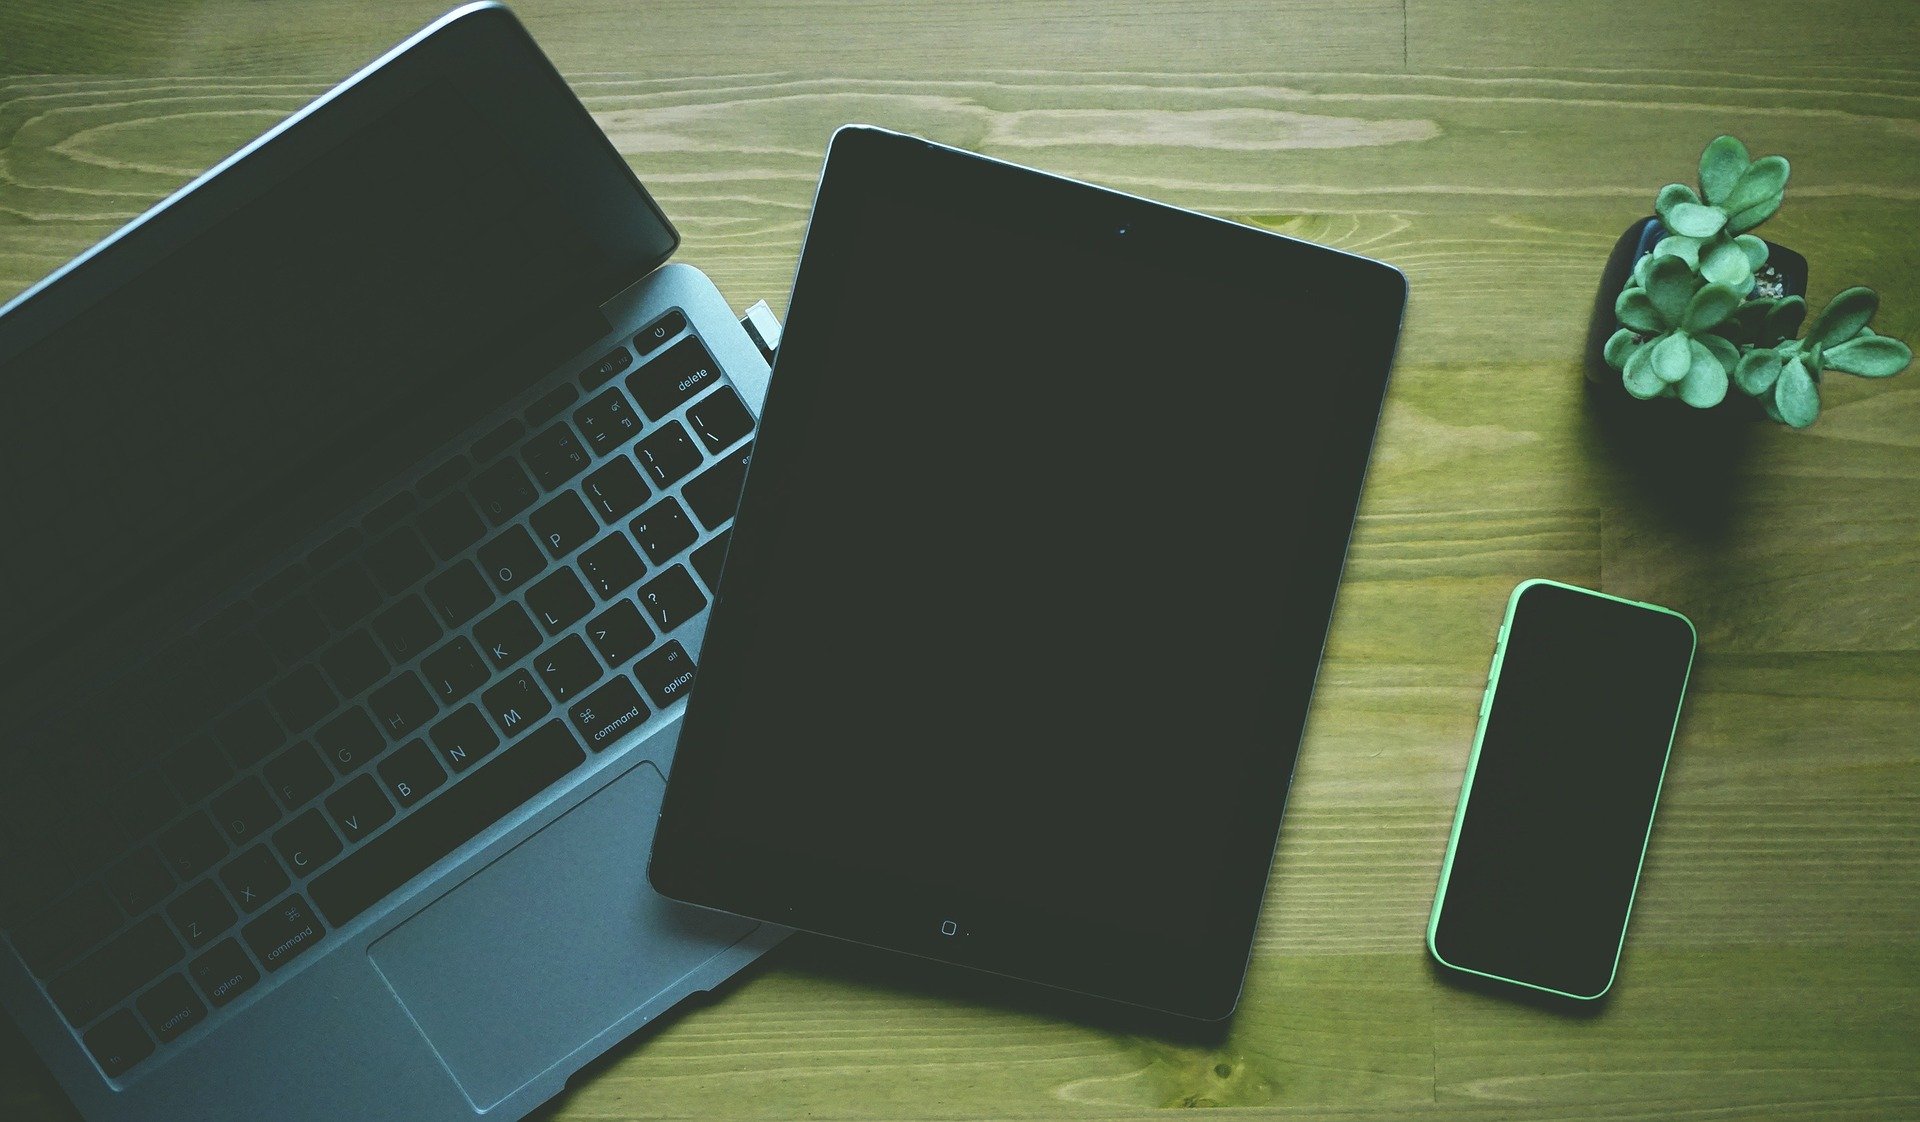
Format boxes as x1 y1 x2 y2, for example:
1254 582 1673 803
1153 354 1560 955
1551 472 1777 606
4 2 1916 1117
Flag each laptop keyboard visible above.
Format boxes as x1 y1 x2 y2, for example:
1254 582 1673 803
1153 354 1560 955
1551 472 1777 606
0 309 754 1078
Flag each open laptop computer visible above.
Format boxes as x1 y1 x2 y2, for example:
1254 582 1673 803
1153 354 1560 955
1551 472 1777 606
0 5 784 1119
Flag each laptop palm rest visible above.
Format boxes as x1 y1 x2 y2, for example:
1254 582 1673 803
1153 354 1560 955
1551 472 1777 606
367 757 756 1110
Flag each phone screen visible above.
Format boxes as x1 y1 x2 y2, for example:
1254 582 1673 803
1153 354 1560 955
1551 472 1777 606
1429 580 1696 999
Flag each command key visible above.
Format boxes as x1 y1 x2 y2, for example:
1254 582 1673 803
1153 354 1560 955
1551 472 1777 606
243 895 326 973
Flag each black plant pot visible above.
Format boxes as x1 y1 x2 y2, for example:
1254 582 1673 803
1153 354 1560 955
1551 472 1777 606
1582 216 1810 539
1584 215 1809 417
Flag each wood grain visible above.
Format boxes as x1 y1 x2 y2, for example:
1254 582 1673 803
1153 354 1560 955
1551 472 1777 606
3 1 1917 1119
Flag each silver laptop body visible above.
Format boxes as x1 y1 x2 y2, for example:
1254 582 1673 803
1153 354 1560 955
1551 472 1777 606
0 6 784 1118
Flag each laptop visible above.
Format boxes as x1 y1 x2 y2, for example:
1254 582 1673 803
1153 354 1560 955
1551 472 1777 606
0 5 784 1119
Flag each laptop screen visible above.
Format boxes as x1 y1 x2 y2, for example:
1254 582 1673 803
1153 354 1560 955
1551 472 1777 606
0 24 672 678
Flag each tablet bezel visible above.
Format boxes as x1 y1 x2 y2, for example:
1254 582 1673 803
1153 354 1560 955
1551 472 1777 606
651 126 1406 1021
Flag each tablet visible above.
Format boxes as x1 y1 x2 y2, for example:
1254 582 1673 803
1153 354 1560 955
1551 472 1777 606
650 127 1405 1020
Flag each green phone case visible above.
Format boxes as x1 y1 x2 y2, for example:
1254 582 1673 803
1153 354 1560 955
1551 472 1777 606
1426 578 1697 1000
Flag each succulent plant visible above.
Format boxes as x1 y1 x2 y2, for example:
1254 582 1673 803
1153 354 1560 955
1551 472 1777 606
1604 134 1911 426
1732 287 1914 427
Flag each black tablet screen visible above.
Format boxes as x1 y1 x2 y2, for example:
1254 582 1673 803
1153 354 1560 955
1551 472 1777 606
654 129 1404 1018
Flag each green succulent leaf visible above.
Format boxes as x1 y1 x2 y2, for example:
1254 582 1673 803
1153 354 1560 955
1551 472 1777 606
1734 349 1783 395
1699 135 1751 205
1698 332 1739 371
1699 240 1753 289
1664 201 1727 238
1603 327 1642 369
1805 287 1878 349
1652 234 1703 268
1722 155 1789 215
1725 192 1782 234
1631 252 1656 289
1655 182 1701 226
1823 334 1913 378
1765 295 1807 341
1651 331 1692 383
1645 254 1698 324
1774 357 1820 427
1678 340 1731 407
1681 282 1741 333
1724 299 1770 343
1734 234 1768 271
1622 343 1664 399
1616 287 1663 333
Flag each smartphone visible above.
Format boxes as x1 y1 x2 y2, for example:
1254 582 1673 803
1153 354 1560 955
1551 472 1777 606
1428 579 1697 1000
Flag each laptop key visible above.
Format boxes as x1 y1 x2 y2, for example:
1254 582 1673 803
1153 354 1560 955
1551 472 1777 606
430 705 500 773
574 387 642 455
630 498 698 565
272 809 342 878
421 637 488 704
639 565 706 633
11 882 121 978
583 460 648 527
524 383 579 427
268 664 338 733
578 533 645 599
584 599 652 667
311 561 383 629
482 668 551 736
687 386 753 453
317 707 382 775
158 812 229 882
220 845 289 914
165 880 235 950
681 441 753 530
319 629 390 698
690 529 731 590
83 1009 153 1077
373 595 442 662
310 721 586 927
418 493 486 559
47 915 182 1026
580 346 633 391
136 973 206 1043
189 938 259 1008
474 602 541 669
633 309 686 357
634 641 697 709
522 423 590 490
471 420 525 465
627 335 719 420
216 700 284 770
364 527 434 594
325 776 394 844
210 777 279 846
104 848 174 916
363 491 417 535
264 742 331 811
379 741 446 809
370 672 437 739
425 561 492 627
531 491 597 558
533 635 601 703
258 597 328 663
478 526 545 595
470 458 538 526
526 568 592 635
568 676 648 752
162 738 233 805
105 771 182 841
634 421 701 488
242 894 324 973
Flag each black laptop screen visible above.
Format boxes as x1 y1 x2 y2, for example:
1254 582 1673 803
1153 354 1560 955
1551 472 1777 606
0 24 671 676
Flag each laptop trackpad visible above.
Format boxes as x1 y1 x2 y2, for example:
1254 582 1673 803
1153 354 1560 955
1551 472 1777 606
368 760 756 1110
